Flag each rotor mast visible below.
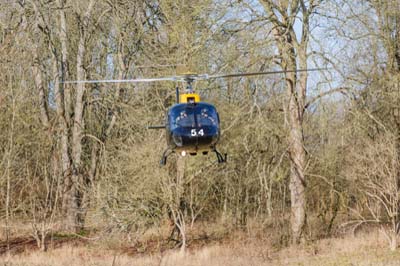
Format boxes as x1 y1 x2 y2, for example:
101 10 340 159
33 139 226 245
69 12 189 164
184 76 195 93
180 77 200 103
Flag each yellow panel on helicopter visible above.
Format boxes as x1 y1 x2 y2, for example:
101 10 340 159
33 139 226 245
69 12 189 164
180 93 201 103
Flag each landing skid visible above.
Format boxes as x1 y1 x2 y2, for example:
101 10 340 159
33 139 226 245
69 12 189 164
160 148 173 166
213 148 227 163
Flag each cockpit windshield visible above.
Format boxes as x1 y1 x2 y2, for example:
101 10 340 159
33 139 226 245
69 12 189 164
197 108 218 127
169 104 219 130
175 109 195 128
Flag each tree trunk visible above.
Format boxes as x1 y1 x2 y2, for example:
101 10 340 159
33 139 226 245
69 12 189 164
51 53 73 230
58 0 72 124
33 49 50 130
286 54 307 244
259 0 316 244
176 156 186 254
69 0 95 232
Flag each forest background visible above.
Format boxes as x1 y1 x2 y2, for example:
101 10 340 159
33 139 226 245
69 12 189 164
2 0 400 263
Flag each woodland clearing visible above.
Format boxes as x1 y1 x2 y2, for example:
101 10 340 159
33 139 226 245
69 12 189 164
1 224 400 266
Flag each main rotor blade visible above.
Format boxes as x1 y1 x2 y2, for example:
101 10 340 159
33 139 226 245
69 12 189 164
62 68 328 84
206 68 327 80
62 77 177 84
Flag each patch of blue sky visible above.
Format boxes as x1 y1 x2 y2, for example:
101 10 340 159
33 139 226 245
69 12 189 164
209 0 342 105
309 0 387 107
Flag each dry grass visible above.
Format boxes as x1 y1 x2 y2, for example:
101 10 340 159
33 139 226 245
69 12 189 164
2 230 400 266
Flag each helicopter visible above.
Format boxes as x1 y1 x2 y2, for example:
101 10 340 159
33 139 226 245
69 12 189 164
65 68 323 165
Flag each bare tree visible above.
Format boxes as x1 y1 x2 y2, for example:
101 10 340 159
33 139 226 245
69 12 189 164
257 0 322 243
345 129 400 250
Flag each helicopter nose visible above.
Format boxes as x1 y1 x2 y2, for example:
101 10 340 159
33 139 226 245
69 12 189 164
196 131 219 146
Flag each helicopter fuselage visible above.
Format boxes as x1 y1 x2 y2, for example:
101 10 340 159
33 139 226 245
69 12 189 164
166 102 220 155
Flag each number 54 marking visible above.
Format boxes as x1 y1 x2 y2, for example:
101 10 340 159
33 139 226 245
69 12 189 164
191 129 204 136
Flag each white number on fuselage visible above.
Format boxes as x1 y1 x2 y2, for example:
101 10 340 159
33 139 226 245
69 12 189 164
191 129 204 137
